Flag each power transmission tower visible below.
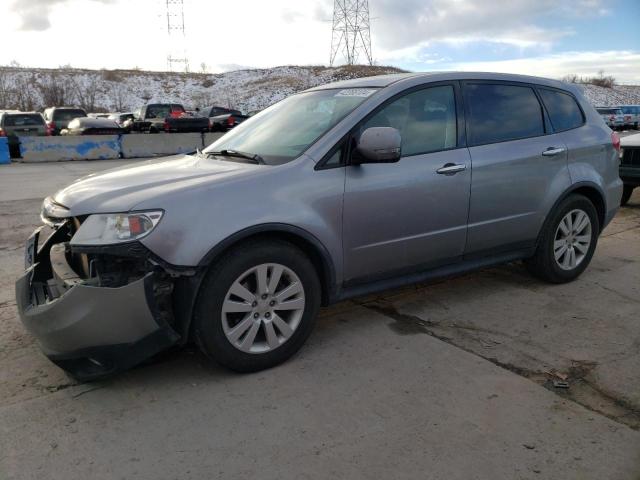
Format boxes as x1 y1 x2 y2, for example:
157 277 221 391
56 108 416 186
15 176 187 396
330 0 373 66
164 0 190 72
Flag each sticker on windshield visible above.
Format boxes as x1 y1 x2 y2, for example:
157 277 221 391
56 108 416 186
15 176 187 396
335 88 377 97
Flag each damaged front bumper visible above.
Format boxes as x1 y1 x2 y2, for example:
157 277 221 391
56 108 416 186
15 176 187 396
15 225 180 381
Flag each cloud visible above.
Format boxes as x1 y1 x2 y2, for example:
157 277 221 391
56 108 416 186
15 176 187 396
10 0 115 31
445 50 640 84
371 0 607 55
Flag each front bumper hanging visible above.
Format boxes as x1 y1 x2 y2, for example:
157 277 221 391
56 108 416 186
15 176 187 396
15 224 179 381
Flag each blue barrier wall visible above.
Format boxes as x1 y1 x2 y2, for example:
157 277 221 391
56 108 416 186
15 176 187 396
0 138 9 164
15 132 226 163
20 135 121 162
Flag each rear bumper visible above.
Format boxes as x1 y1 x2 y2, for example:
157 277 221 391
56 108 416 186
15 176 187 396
15 229 179 381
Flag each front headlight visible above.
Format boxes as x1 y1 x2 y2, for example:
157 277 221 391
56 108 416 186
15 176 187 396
70 211 164 246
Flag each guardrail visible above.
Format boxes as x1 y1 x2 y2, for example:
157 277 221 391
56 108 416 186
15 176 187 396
0 132 225 164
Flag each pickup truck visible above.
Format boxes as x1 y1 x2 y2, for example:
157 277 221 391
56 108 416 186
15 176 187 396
200 105 249 132
126 103 210 133
620 133 640 205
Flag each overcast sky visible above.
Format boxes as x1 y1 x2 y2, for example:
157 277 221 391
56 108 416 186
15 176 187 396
2 0 639 82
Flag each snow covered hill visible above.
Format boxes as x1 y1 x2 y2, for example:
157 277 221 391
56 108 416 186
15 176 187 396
0 65 404 114
0 64 638 114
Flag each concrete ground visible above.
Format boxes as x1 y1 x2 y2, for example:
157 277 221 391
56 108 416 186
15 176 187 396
1 155 639 479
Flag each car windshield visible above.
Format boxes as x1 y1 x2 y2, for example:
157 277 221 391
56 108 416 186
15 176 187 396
203 88 379 164
4 114 44 126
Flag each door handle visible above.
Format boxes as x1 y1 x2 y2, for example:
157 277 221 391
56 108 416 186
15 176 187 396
436 163 466 175
542 147 566 156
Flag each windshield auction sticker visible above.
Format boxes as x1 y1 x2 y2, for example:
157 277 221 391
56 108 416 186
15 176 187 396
335 88 377 97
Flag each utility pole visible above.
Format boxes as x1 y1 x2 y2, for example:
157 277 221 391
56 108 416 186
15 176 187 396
330 0 373 66
164 0 189 72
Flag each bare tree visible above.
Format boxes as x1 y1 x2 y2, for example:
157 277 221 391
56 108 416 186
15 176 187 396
0 67 11 109
13 74 38 111
71 74 102 112
37 72 75 107
110 84 128 112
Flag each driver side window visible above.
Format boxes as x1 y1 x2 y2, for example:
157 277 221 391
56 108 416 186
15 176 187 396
361 85 457 157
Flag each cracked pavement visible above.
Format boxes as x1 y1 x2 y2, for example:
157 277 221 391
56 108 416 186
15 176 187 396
1 159 639 479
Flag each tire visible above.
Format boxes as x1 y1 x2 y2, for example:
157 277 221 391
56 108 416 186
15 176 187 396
525 194 599 283
621 185 634 206
193 239 321 372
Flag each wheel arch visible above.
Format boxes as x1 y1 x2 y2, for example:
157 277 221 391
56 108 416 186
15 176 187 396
173 224 337 344
541 182 606 241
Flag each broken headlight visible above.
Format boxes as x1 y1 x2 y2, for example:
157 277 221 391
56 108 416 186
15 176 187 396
70 211 164 246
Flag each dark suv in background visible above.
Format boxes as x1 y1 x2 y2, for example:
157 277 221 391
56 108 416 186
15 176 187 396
0 111 49 157
43 107 88 135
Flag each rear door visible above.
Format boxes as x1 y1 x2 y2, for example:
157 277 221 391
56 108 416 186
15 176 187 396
463 82 572 256
342 83 471 283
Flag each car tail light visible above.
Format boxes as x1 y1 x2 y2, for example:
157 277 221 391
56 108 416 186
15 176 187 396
227 116 235 126
609 115 615 122
0 128 5 137
163 120 170 132
208 119 213 130
611 131 620 153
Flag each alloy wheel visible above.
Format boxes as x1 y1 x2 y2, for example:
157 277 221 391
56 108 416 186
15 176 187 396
221 263 305 354
553 209 592 271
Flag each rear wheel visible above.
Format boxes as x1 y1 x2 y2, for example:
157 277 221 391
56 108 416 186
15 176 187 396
621 185 635 206
525 194 599 283
193 240 321 372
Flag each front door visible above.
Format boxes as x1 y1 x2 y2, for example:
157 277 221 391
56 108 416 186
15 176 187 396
342 84 471 283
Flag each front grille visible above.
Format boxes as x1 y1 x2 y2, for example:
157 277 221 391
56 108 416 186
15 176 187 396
622 148 640 167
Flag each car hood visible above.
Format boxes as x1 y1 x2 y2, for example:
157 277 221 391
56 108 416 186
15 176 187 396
53 154 260 215
621 133 640 148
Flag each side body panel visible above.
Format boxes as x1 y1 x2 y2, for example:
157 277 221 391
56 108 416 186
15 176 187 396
343 148 471 282
563 93 623 228
138 156 347 283
466 133 572 254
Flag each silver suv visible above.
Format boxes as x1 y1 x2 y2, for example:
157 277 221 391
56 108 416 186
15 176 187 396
16 72 623 380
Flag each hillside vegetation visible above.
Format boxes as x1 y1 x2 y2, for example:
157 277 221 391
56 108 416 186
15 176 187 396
0 64 638 113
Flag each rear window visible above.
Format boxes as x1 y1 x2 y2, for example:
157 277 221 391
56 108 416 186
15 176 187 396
147 105 171 118
538 89 584 132
3 114 45 127
466 83 544 145
53 109 86 121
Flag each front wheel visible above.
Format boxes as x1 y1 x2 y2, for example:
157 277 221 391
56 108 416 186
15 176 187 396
525 194 599 283
621 185 635 206
193 240 321 372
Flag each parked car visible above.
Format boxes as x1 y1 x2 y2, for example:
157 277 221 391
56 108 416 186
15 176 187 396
0 111 49 157
201 105 249 132
60 117 123 136
108 112 136 128
619 133 640 205
617 105 640 130
595 107 624 130
126 103 209 133
17 72 622 380
43 107 88 135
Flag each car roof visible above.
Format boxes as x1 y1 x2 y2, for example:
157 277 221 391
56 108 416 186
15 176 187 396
306 71 574 92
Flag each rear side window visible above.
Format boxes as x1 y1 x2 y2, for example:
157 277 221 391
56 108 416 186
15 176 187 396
361 85 457 157
538 89 584 131
4 114 45 127
466 83 544 145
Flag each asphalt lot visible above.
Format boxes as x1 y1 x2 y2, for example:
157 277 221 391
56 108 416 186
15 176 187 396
1 145 639 479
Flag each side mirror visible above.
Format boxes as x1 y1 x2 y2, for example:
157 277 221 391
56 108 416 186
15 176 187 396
354 127 401 164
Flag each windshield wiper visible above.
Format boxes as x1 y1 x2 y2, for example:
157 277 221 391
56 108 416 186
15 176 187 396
206 149 265 165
